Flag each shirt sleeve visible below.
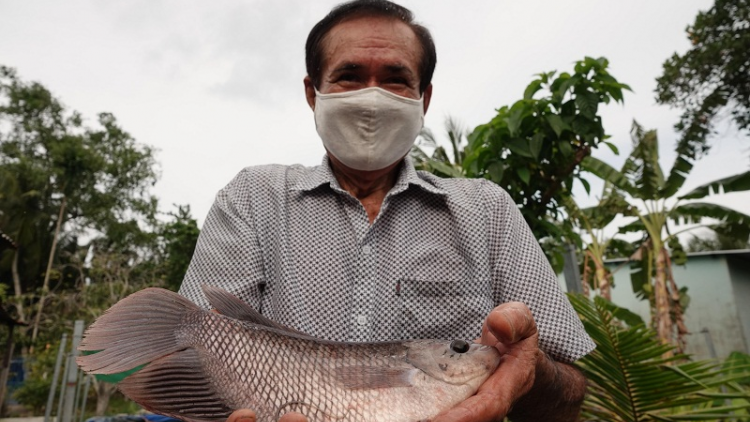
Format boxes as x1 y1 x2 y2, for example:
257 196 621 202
179 170 266 310
483 180 595 363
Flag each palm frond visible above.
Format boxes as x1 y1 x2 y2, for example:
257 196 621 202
571 295 750 421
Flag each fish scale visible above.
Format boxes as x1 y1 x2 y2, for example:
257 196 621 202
77 286 501 422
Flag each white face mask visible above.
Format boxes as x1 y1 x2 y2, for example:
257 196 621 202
314 87 424 171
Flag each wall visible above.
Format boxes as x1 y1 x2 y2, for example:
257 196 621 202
728 255 750 354
559 252 749 360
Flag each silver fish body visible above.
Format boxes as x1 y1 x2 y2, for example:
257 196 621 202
77 286 501 422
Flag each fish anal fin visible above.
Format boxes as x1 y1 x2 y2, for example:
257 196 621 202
118 348 233 422
276 401 347 421
332 365 416 390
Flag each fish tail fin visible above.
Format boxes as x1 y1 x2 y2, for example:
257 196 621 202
77 287 198 375
118 349 233 422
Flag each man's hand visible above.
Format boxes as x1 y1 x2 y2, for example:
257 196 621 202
432 302 539 422
433 302 586 422
227 409 308 422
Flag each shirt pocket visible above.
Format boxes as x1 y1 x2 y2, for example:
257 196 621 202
397 278 493 341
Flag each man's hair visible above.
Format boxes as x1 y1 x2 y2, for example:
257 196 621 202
305 0 436 94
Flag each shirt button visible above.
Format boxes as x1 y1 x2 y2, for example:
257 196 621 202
357 315 368 326
362 245 372 254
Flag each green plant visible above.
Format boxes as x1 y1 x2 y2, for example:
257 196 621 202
583 122 750 348
570 294 750 421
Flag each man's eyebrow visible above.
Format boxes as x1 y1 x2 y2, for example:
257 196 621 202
330 63 415 75
384 64 414 75
331 62 361 73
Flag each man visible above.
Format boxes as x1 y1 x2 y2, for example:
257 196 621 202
179 1 594 420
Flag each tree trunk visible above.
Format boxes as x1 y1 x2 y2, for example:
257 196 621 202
665 252 688 353
654 246 673 352
31 196 67 347
11 249 25 322
594 259 611 301
94 381 116 416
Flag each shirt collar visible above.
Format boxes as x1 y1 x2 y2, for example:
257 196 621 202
291 155 447 197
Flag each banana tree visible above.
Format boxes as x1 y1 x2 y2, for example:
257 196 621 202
562 186 636 300
583 121 750 349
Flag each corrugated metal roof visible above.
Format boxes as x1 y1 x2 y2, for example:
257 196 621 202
604 249 750 264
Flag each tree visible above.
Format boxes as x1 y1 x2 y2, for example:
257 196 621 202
583 121 750 349
562 187 636 300
686 227 750 252
462 57 630 267
655 0 750 159
0 65 159 346
158 205 201 291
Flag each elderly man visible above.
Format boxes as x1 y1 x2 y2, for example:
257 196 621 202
179 1 594 421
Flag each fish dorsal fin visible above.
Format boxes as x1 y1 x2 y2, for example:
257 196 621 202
200 284 305 335
333 365 416 390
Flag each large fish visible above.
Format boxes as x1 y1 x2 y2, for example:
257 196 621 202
77 286 501 422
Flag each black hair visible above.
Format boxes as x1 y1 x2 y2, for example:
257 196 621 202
305 0 436 93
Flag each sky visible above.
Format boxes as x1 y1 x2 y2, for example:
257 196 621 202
0 0 748 232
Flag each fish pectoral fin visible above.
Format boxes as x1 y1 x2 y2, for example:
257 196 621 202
333 365 416 390
118 348 232 422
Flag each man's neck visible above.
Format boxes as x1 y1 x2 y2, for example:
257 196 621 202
327 155 402 223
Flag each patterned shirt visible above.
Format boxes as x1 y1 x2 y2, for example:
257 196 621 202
179 156 595 363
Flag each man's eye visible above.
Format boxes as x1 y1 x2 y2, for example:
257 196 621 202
338 74 358 82
386 77 410 86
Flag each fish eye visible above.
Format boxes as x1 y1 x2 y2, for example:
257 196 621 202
450 339 470 354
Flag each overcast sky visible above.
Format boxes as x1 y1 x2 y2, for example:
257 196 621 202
1 0 747 229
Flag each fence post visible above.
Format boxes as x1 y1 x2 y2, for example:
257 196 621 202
61 321 84 422
45 333 68 422
563 243 583 294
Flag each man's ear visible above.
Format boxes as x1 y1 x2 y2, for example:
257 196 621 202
304 76 316 110
423 83 433 114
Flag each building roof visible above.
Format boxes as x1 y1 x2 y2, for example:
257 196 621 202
605 249 750 264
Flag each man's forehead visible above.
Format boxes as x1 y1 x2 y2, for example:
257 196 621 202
320 15 422 71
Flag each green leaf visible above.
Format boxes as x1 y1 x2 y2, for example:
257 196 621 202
523 79 543 100
506 137 534 158
545 114 569 137
555 74 580 100
428 160 464 178
579 177 591 195
570 294 750 421
678 171 750 200
603 141 619 155
487 161 504 184
582 156 637 197
517 166 531 185
671 202 750 227
558 139 573 157
661 155 694 199
575 91 599 119
530 132 544 161
506 104 528 137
